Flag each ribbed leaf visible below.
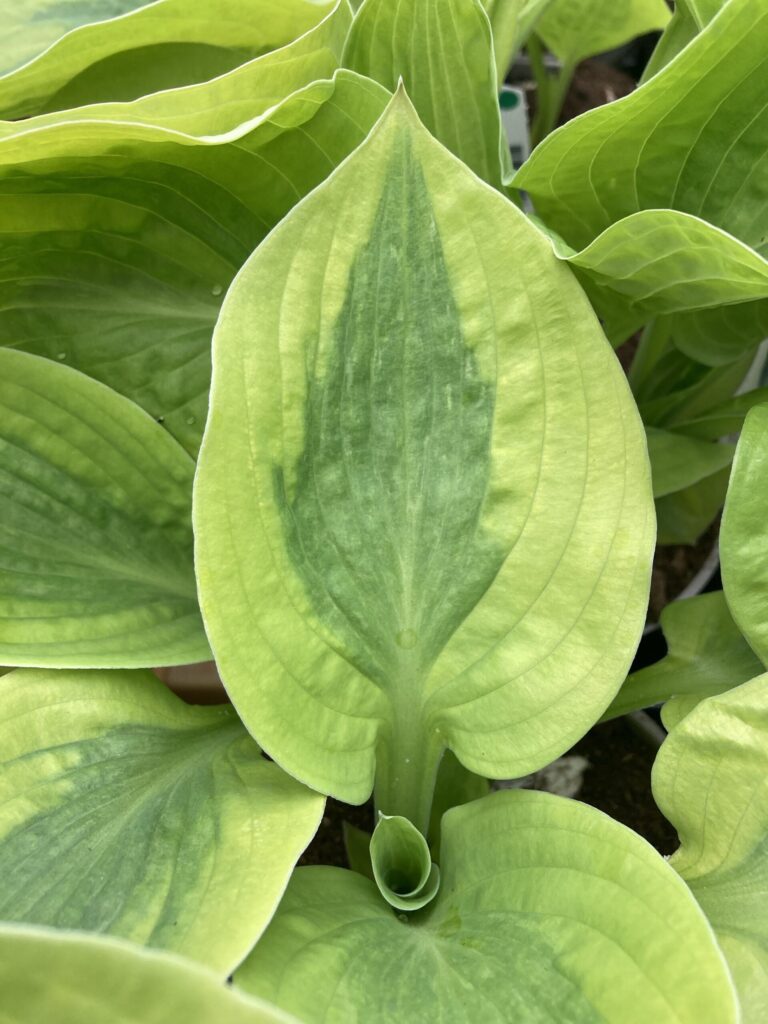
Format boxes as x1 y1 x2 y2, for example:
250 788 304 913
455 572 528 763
194 92 654 822
0 926 298 1024
0 669 323 971
236 791 737 1024
721 404 768 664
344 0 507 185
654 674 768 1022
536 0 669 67
0 0 341 119
0 69 388 453
2 1 148 77
0 349 207 667
604 592 764 722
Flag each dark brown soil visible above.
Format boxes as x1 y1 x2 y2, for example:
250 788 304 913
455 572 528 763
297 718 677 869
558 60 636 125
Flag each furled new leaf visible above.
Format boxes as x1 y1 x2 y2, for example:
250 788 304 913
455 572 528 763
0 669 322 972
721 404 768 664
0 0 342 120
0 926 298 1024
194 91 655 824
603 592 764 721
0 69 388 453
2 1 148 77
654 673 768 1021
0 349 208 667
535 0 670 69
369 814 440 911
343 0 508 185
236 790 737 1023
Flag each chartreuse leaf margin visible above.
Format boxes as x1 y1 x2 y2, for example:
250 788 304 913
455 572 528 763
0 925 298 1024
236 790 737 1024
194 90 655 827
1 1 147 78
654 673 768 1021
0 348 208 668
517 0 768 359
0 0 343 120
0 669 323 974
721 404 768 665
0 68 387 454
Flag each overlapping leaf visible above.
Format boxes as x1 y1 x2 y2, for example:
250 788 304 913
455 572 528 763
604 592 764 721
0 669 323 971
0 69 388 453
0 349 208 667
236 791 737 1024
0 0 341 119
0 925 298 1024
535 0 669 68
721 404 768 663
517 0 768 360
194 92 654 822
654 674 768 1021
2 1 149 77
344 0 507 185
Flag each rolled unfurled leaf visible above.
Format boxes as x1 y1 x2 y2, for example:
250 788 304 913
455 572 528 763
370 815 440 912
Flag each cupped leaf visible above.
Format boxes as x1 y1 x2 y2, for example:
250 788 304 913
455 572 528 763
0 0 341 120
483 0 553 84
561 211 768 338
343 0 507 185
0 69 388 453
193 92 654 825
370 814 440 911
236 790 737 1024
0 669 322 971
0 925 298 1024
516 0 768 253
0 0 353 138
2 1 149 77
603 591 764 722
535 0 670 68
721 404 768 663
653 673 768 1021
646 427 735 499
0 349 208 667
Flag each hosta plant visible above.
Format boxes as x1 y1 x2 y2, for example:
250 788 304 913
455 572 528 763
1 1 767 1022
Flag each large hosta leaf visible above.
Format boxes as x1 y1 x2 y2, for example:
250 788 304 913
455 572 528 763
0 669 322 971
0 69 388 453
560 211 768 341
0 0 341 120
0 926 298 1024
0 348 208 667
518 0 768 360
2 1 149 77
536 0 669 68
721 404 768 664
236 790 737 1024
343 0 507 185
517 0 767 252
654 673 768 1021
603 591 764 721
194 91 654 823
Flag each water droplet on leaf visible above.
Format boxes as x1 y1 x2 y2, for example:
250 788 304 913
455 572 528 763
56 352 67 361
211 284 223 297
